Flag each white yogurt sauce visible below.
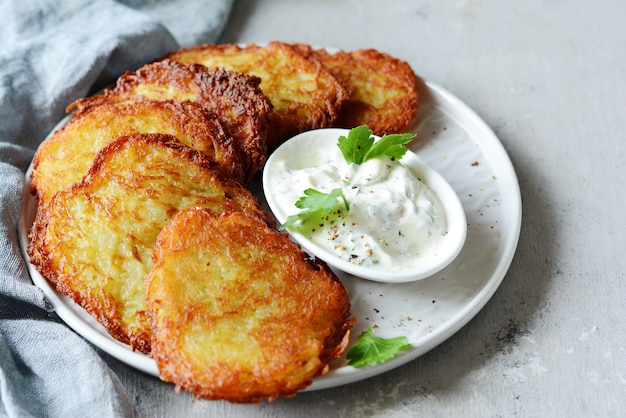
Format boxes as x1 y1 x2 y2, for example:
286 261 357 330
273 144 448 271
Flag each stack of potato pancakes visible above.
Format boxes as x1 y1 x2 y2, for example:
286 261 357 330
27 41 418 403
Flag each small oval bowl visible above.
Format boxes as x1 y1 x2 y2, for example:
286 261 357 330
262 128 467 283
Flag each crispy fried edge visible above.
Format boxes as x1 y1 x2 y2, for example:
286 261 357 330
294 45 419 135
164 42 351 148
31 99 246 204
145 207 353 402
68 60 271 182
28 134 274 353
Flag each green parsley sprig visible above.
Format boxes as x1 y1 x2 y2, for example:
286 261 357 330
346 327 411 368
279 188 349 231
337 125 416 165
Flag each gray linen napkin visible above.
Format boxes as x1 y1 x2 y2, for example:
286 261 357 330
0 1 233 416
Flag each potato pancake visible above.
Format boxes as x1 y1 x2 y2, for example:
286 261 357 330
165 42 350 148
145 208 353 402
294 45 419 135
28 134 273 353
70 60 271 182
31 99 244 203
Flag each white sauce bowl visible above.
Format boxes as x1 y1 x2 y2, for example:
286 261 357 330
262 128 467 283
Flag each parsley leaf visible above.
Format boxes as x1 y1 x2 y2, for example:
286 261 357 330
337 125 375 164
363 132 416 162
346 327 411 368
279 188 349 231
337 125 416 165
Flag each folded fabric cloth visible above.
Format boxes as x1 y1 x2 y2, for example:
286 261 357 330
0 1 233 416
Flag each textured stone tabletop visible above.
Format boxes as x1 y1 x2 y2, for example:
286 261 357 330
110 1 626 416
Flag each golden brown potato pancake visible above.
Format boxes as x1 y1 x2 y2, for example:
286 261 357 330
31 99 244 203
145 208 353 403
164 42 350 149
28 134 273 354
293 45 419 135
70 60 271 182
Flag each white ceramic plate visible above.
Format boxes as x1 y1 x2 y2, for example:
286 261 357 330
18 77 521 391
